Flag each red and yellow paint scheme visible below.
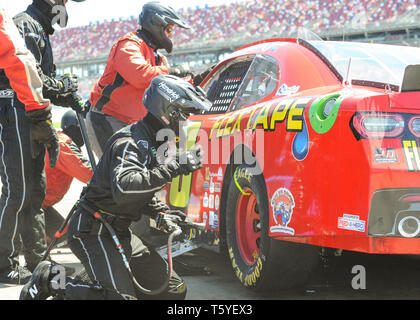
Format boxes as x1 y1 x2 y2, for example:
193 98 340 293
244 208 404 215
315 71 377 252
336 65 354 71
165 38 420 290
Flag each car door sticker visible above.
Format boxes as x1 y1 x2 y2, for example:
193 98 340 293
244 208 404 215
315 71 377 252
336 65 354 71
270 187 296 236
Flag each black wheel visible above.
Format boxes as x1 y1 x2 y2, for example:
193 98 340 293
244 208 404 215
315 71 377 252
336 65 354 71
225 164 319 291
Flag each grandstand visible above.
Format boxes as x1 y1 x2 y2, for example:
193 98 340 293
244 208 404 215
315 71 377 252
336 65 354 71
52 0 420 100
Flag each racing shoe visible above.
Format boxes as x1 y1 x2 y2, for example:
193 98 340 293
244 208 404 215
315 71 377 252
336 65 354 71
20 261 53 300
0 265 32 285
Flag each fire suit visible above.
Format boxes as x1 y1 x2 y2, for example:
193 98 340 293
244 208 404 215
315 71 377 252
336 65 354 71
0 3 71 274
64 114 186 300
43 131 93 243
86 30 169 158
0 7 53 275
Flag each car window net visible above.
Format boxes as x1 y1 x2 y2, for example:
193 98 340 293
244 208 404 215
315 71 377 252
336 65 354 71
205 60 252 114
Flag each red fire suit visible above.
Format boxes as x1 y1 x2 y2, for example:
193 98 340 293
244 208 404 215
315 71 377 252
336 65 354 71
89 32 169 125
43 131 93 209
43 130 93 243
0 8 49 112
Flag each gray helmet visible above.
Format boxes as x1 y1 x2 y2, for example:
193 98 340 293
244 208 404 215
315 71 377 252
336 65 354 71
138 1 190 53
61 110 84 148
143 75 211 134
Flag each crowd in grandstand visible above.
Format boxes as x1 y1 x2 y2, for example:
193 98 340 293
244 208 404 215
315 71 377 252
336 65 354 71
51 0 420 63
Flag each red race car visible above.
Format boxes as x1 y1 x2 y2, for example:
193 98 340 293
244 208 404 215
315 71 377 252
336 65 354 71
163 38 420 291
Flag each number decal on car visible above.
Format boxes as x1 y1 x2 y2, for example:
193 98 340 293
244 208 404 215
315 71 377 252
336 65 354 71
169 121 203 208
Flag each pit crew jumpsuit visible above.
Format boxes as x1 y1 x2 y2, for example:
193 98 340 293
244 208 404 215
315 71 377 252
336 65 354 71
86 30 169 158
63 114 187 300
43 131 93 242
0 4 71 273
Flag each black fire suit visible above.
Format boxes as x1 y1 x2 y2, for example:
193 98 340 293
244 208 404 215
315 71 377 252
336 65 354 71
0 4 73 272
64 114 187 300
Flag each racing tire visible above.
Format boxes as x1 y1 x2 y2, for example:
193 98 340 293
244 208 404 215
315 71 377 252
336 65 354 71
225 164 319 291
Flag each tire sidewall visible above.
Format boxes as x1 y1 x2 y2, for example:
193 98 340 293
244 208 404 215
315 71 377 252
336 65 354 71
225 165 270 290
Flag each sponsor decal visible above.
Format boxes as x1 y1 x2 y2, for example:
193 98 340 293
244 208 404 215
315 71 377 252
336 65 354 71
209 194 214 209
210 179 215 193
203 192 209 208
203 211 207 225
337 214 366 233
205 167 210 181
209 211 219 230
157 81 180 103
203 181 209 191
209 97 312 139
217 167 223 181
270 188 295 235
276 84 300 96
215 194 220 210
374 148 397 163
402 140 420 172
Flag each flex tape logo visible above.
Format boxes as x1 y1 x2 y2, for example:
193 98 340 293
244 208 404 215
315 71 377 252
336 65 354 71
402 140 420 172
209 97 312 140
209 97 313 161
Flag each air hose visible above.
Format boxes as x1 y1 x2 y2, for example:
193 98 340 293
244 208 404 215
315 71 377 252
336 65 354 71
81 203 204 296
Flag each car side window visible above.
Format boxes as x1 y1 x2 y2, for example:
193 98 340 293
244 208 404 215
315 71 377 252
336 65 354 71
202 55 279 114
229 55 279 112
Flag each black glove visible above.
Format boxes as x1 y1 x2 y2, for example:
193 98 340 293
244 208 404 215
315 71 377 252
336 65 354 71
155 210 187 233
193 65 215 86
177 145 204 175
169 66 193 78
82 100 91 118
58 74 78 94
146 197 170 215
62 93 85 114
29 119 60 168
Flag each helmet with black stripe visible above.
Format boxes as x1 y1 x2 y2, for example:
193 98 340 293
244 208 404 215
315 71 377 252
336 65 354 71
138 1 190 54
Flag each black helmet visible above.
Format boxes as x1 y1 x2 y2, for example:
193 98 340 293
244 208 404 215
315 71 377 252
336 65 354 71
61 110 84 148
138 1 190 53
143 75 211 135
